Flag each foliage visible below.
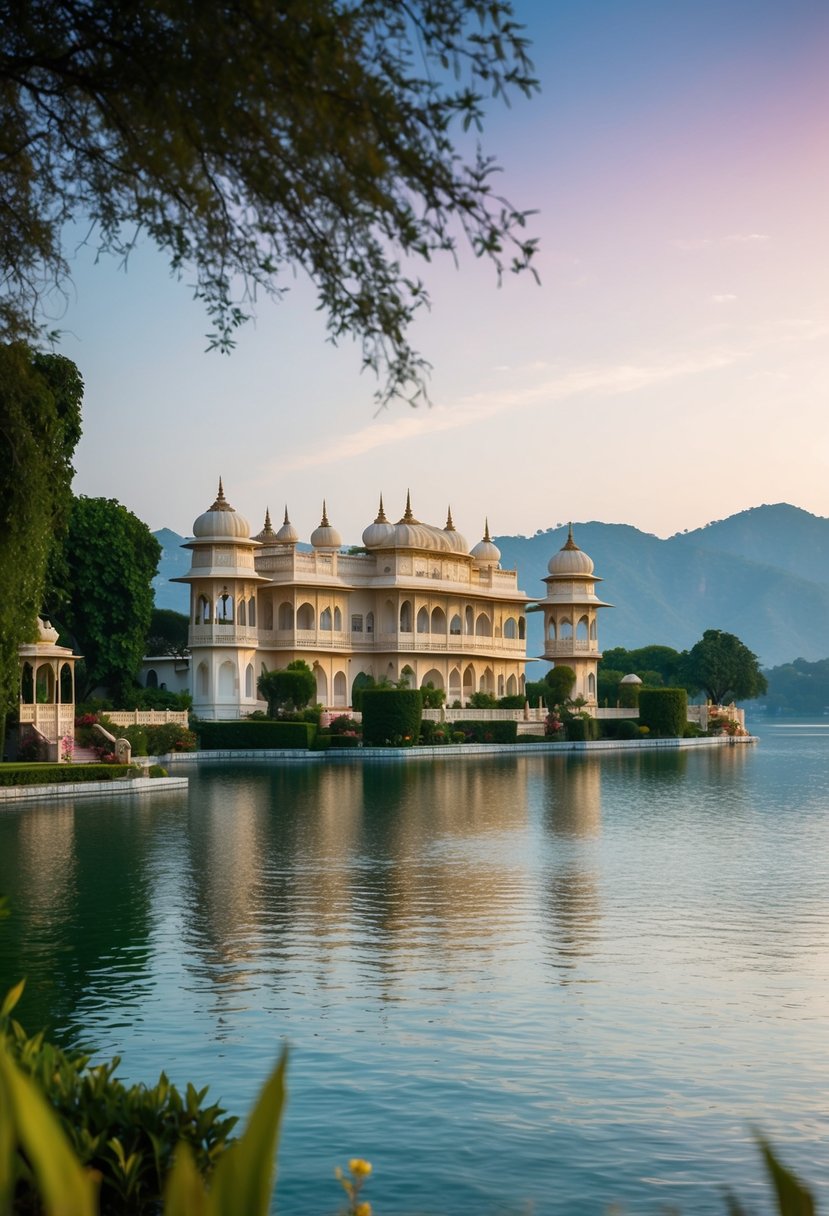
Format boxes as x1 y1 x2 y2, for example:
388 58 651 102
683 630 768 704
257 662 316 715
0 346 82 746
361 688 423 746
327 715 361 737
525 680 552 708
420 682 446 709
45 496 162 699
453 720 517 744
118 723 197 756
335 1158 373 1216
196 721 316 750
0 974 288 1215
757 656 829 715
544 665 576 705
0 763 135 786
351 672 379 712
1 0 537 402
498 694 525 709
638 688 688 738
468 691 498 708
564 715 599 742
544 711 563 737
145 609 190 657
126 687 193 711
148 765 168 778
599 718 640 740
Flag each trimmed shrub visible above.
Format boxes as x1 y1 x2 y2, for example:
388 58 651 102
638 688 688 738
497 695 525 709
453 720 517 744
196 720 316 750
0 764 135 787
451 730 466 743
565 715 599 742
328 735 360 749
361 689 422 746
419 719 436 744
599 718 640 740
148 764 168 777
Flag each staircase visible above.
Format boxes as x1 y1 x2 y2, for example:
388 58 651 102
71 745 100 763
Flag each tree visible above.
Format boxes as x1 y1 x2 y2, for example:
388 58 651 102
45 496 162 698
544 664 576 705
257 661 316 715
1 0 537 402
683 630 768 705
0 346 82 745
146 609 189 657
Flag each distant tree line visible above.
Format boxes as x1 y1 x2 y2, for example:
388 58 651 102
759 657 829 715
599 631 767 706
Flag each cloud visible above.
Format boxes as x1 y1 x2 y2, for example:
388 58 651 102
711 294 738 304
673 233 770 251
724 232 770 244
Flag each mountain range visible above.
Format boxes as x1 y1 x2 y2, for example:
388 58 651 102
153 503 829 669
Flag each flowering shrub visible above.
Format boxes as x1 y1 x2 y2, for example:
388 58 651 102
328 715 361 737
60 735 74 763
544 711 562 737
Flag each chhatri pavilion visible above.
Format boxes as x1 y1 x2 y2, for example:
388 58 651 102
174 481 610 719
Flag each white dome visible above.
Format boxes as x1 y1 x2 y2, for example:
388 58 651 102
275 506 299 545
255 507 276 542
620 673 642 685
470 520 501 566
193 479 251 539
547 525 595 576
310 502 342 550
387 495 468 554
362 496 396 548
442 507 469 555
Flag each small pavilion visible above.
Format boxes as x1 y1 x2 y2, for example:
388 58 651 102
18 619 80 761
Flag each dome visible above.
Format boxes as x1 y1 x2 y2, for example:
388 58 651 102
547 524 595 576
362 496 396 549
254 507 276 542
310 502 342 550
387 494 469 554
470 520 501 566
193 479 251 539
275 506 299 546
442 507 469 555
620 673 642 686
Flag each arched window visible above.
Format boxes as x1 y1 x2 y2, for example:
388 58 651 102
320 607 332 631
465 606 473 633
249 597 256 627
475 612 492 637
296 602 314 630
498 674 505 696
504 617 517 639
216 591 233 622
278 601 294 630
577 615 589 641
315 666 328 705
399 664 414 688
421 668 444 690
560 617 573 640
431 607 446 633
416 606 429 633
518 618 526 640
59 662 73 704
245 663 254 698
400 601 412 632
218 661 235 697
547 618 556 640
197 594 211 624
479 667 494 692
146 669 158 689
334 607 342 631
197 662 209 697
366 612 375 634
463 664 475 698
263 598 274 630
450 614 462 635
588 673 596 698
238 598 246 626
20 662 34 704
36 666 54 704
590 619 597 640
333 671 347 706
507 674 518 696
449 668 461 701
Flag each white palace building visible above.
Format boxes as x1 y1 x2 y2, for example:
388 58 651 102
171 481 611 720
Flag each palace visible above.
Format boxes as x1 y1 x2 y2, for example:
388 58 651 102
173 481 610 720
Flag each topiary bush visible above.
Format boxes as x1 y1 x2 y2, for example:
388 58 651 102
361 689 422 746
638 688 688 737
565 715 599 742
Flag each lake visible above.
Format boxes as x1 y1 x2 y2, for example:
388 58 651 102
1 722 828 1214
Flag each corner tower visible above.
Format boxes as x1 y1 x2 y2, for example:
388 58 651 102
536 525 611 706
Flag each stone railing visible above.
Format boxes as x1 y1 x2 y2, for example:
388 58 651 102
106 710 189 727
543 639 597 656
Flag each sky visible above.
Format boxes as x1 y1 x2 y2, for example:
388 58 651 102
54 0 829 546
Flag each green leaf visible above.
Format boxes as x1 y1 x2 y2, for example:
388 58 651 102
207 1050 287 1216
164 1142 208 1216
0 978 25 1018
0 1039 97 1216
757 1134 815 1216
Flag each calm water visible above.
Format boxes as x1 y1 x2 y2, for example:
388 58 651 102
1 723 829 1214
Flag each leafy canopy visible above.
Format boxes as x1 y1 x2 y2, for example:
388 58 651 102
683 629 768 705
1 0 538 401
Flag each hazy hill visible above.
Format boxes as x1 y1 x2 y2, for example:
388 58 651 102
153 503 829 668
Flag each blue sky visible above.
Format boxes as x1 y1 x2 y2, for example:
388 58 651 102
58 0 829 545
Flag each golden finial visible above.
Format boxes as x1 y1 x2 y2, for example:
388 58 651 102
445 506 455 531
563 522 579 550
376 494 388 523
484 518 491 542
321 500 330 527
209 478 233 511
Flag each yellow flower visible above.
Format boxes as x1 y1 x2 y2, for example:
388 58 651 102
349 1158 372 1178
354 1203 372 1216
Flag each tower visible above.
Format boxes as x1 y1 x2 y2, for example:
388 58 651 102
536 525 611 706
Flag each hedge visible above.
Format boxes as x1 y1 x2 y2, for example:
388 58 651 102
599 718 640 740
0 764 136 787
564 716 599 742
453 720 517 744
638 688 688 737
361 689 422 746
195 720 316 750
